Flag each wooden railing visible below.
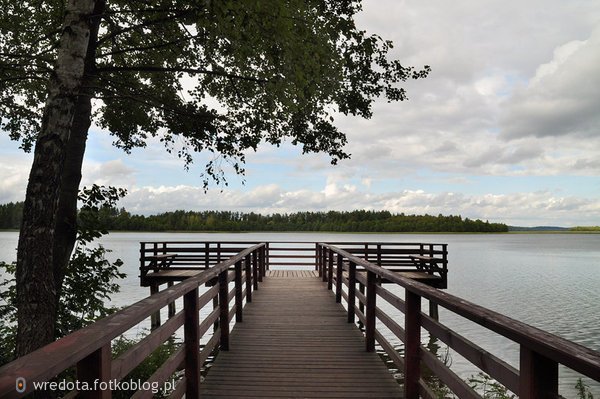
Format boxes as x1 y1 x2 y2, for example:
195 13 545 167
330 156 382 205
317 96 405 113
317 243 600 399
318 241 448 288
0 244 266 399
140 240 448 287
139 241 304 285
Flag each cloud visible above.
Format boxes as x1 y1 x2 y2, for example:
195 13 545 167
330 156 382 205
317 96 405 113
117 179 600 227
0 155 32 203
81 159 136 187
501 27 600 139
2 1 600 229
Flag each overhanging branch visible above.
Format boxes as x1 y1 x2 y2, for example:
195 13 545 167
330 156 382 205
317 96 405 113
96 66 267 83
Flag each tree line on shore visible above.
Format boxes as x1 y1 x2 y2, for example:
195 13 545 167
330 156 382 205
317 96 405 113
0 202 508 232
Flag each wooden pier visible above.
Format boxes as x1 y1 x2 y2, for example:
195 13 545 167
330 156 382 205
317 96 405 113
200 271 402 397
1 241 599 399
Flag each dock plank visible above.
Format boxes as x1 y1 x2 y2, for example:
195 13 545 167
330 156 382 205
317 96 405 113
201 273 402 398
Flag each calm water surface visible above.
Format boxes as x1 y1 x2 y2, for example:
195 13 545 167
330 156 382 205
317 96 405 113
1 231 599 396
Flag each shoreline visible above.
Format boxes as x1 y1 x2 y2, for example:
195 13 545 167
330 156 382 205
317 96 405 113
4 229 599 235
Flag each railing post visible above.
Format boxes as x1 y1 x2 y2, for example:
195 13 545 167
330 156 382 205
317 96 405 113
315 243 320 272
327 249 334 290
184 287 200 398
212 295 219 332
217 242 221 263
365 270 376 352
205 242 210 268
235 260 243 322
322 247 328 282
358 282 365 329
442 243 448 288
252 250 259 289
150 284 161 330
428 299 439 321
140 242 146 282
335 254 343 303
266 242 270 271
167 281 176 318
219 270 229 350
347 261 356 323
519 346 558 398
376 244 382 266
77 344 111 399
245 254 252 303
317 244 322 277
259 246 265 280
404 290 421 399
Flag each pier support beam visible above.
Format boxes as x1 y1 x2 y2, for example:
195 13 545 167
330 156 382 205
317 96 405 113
429 299 439 321
150 284 161 330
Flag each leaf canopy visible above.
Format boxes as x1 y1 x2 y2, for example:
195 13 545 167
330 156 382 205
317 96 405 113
0 0 429 186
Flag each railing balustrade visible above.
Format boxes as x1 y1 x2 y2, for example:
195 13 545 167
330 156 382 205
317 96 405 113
317 243 600 399
0 244 267 399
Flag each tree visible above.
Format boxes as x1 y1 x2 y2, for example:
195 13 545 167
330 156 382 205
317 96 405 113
1 0 430 356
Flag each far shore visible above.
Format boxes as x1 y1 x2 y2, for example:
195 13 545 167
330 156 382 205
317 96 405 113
2 229 599 234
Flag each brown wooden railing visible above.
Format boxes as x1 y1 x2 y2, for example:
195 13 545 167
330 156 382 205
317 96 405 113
317 243 600 399
0 244 266 399
140 241 448 287
5 240 596 398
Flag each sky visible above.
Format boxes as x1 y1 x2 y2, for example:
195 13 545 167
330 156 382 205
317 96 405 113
1 0 600 227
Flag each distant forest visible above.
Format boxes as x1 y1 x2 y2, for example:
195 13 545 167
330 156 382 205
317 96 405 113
0 201 508 232
0 202 23 230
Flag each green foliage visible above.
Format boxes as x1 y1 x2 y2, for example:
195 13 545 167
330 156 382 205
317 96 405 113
0 202 23 229
111 335 181 398
570 226 600 232
419 340 455 398
54 246 124 338
468 373 515 399
0 204 509 232
0 185 126 365
100 208 509 233
0 262 17 365
576 378 595 399
1 0 429 186
0 250 124 365
77 184 128 243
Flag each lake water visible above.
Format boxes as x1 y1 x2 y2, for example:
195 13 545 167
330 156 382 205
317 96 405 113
1 231 599 396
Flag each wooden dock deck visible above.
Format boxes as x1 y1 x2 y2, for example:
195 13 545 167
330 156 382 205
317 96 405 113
2 241 599 399
201 271 403 398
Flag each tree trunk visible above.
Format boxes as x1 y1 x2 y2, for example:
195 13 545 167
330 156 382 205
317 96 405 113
15 0 97 357
52 90 92 320
53 0 106 324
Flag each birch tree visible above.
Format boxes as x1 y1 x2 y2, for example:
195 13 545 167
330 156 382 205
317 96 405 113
0 0 430 356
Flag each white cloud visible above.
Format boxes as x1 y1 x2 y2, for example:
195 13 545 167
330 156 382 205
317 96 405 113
2 1 600 228
0 155 32 203
501 27 600 139
81 159 136 187
117 180 600 227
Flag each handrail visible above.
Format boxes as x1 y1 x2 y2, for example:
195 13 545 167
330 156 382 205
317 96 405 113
139 241 448 288
318 243 600 398
0 243 267 399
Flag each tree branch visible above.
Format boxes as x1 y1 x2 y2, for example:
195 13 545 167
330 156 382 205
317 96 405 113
93 76 217 121
96 66 268 83
96 10 194 46
0 76 48 83
96 34 200 58
0 52 54 63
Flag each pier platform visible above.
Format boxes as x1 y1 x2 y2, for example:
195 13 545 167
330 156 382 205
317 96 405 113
201 271 403 398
